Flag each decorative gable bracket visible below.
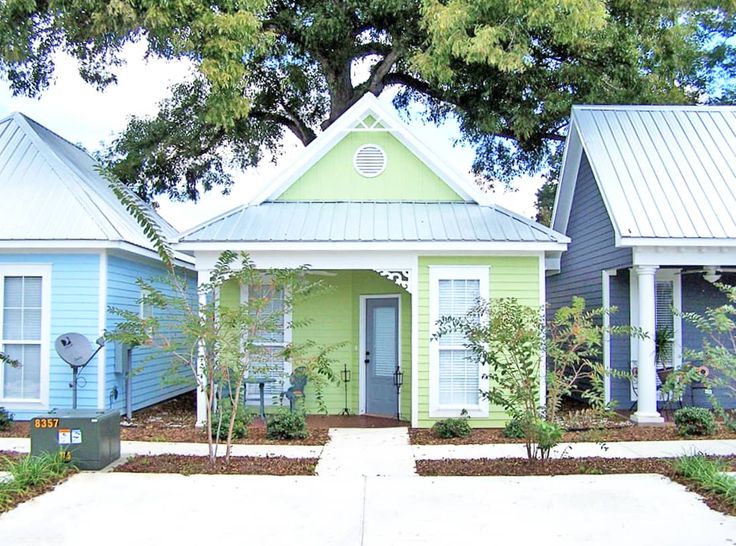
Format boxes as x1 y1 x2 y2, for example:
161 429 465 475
375 270 411 293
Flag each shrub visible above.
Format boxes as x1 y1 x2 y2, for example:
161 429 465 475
214 402 255 441
503 418 525 439
0 407 12 431
266 410 308 440
674 407 716 436
432 415 471 439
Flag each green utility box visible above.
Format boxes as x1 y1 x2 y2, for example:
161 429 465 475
30 410 120 470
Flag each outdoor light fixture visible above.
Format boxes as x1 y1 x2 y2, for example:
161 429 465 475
340 363 351 416
703 266 721 284
393 366 403 420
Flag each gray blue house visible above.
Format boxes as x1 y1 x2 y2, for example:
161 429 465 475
549 105 736 422
0 112 195 420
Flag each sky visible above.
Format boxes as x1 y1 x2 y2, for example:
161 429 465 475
0 43 543 232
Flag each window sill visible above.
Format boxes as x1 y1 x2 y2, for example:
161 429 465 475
429 405 488 419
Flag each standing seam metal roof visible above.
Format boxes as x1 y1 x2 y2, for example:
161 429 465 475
572 105 736 240
0 112 179 248
180 201 567 243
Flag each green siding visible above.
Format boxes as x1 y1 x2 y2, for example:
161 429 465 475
276 131 464 202
221 271 411 419
416 255 541 428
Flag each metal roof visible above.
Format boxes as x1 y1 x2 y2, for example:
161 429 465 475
0 112 180 250
568 105 736 240
180 201 567 244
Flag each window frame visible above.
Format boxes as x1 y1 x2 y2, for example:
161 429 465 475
428 265 490 418
0 264 52 409
240 282 292 406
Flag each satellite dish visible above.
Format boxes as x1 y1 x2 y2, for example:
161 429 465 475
55 333 98 369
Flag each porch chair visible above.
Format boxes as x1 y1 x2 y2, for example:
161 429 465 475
284 367 308 411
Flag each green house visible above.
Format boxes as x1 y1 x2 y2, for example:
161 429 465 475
177 94 568 428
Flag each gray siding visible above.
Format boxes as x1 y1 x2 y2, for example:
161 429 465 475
681 273 736 409
609 271 633 408
548 152 632 314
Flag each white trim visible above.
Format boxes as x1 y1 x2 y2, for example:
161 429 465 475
0 240 195 267
551 121 583 235
602 269 616 405
195 269 211 427
629 268 639 401
248 94 491 206
0 264 52 410
358 294 401 416
428 265 490 418
410 259 419 427
96 250 107 410
538 253 547 409
632 245 736 267
625 238 736 248
655 269 683 371
179 241 568 253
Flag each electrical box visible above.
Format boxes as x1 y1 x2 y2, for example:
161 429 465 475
30 410 120 470
114 342 132 375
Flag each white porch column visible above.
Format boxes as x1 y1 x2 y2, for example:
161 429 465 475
195 269 212 427
631 265 664 424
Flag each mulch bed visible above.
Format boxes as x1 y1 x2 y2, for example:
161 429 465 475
0 393 330 445
115 454 318 475
410 423 736 445
416 456 736 516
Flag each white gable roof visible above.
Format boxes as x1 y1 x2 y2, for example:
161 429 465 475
553 105 736 245
0 112 191 261
250 93 491 205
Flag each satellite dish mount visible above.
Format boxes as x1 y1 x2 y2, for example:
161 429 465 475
55 333 105 409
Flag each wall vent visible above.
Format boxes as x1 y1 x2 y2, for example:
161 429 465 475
353 144 386 178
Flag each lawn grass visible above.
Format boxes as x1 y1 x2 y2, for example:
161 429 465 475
0 452 76 513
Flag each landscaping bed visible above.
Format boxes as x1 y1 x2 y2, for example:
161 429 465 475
410 421 736 445
0 452 77 514
115 454 318 475
416 456 736 516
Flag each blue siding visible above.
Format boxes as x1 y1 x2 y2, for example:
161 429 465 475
105 253 196 414
609 270 633 408
548 153 632 315
0 253 100 420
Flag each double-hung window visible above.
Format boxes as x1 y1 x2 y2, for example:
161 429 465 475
0 265 51 408
241 283 292 405
429 266 489 417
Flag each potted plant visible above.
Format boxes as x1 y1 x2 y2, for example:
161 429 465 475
655 325 675 382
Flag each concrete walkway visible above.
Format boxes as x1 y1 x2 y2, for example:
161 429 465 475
0 472 734 545
316 427 416 476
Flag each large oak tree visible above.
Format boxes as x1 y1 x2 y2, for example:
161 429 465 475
0 0 733 218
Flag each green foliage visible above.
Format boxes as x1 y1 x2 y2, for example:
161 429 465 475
214 401 255 441
674 454 736 509
503 418 525 439
434 295 636 461
0 1 732 201
0 407 12 431
432 412 471 439
266 410 308 440
0 452 72 513
674 407 716 437
104 173 341 463
681 282 736 425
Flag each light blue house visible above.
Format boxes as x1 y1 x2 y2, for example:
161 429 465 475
549 105 736 422
0 112 196 420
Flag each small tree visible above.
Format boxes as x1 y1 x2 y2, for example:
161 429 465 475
105 174 341 464
435 296 633 462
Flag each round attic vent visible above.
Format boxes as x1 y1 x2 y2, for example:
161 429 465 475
353 144 386 177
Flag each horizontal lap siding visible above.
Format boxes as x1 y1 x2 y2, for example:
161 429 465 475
0 253 99 420
105 254 196 414
547 154 632 316
417 255 540 428
547 153 633 410
681 273 736 409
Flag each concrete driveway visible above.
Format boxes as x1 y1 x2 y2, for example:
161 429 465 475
0 473 734 546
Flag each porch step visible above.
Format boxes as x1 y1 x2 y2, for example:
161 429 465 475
315 428 416 477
